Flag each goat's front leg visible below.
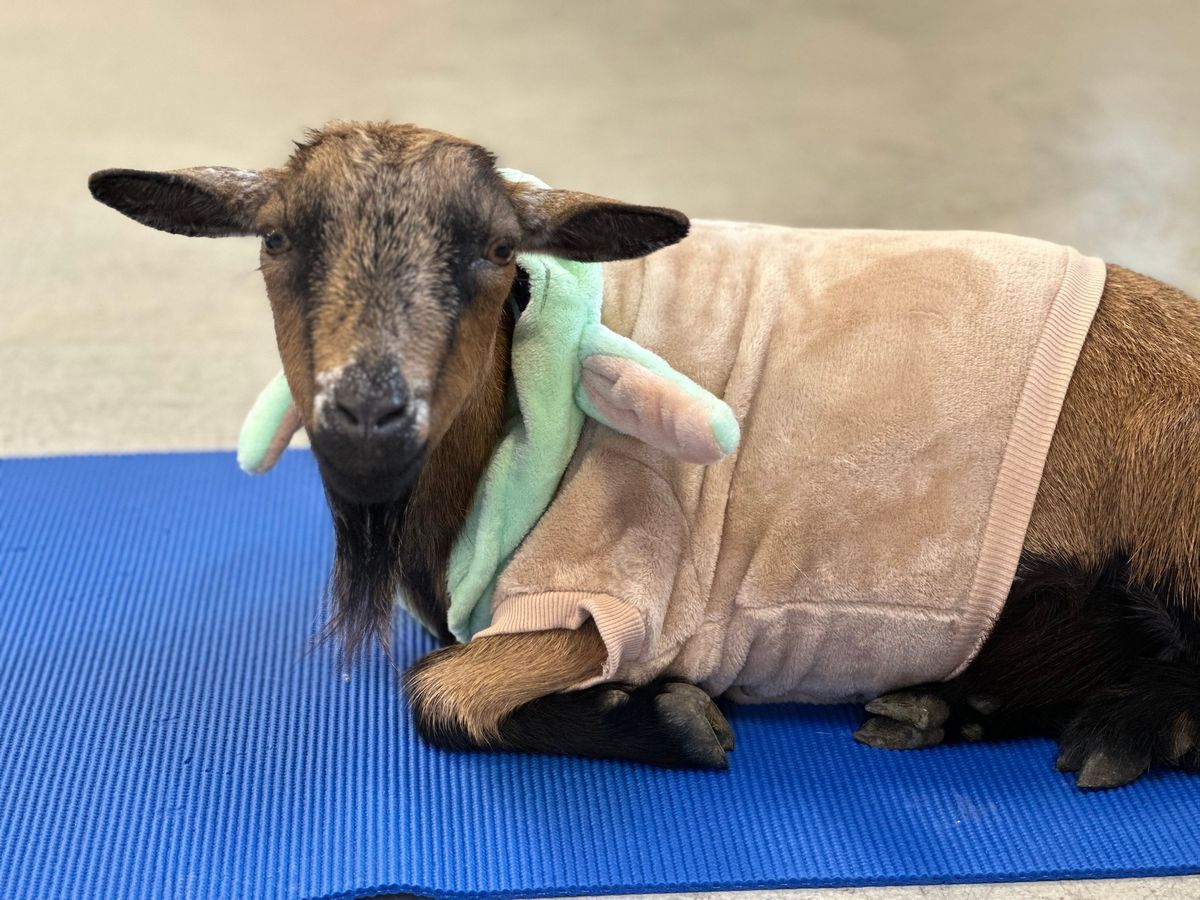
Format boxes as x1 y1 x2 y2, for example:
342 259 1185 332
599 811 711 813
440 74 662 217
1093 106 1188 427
405 622 733 768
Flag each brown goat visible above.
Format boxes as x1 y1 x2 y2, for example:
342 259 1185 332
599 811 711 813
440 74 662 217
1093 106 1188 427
89 122 1200 787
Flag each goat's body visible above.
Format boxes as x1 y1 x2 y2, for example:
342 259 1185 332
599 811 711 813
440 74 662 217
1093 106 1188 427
415 241 1200 784
476 222 1105 702
88 122 1200 783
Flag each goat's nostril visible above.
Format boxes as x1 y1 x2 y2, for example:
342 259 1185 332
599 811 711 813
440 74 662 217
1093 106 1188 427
374 404 407 431
334 401 362 428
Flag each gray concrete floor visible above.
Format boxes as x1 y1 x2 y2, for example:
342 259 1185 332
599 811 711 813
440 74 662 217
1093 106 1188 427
3 1 1199 898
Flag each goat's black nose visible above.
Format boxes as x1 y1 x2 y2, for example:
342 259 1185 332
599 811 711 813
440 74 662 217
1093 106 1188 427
312 363 425 504
325 368 411 440
331 394 408 437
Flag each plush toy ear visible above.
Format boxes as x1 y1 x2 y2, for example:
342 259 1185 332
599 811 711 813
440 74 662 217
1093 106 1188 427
575 325 739 465
237 372 302 474
88 166 280 237
508 177 689 263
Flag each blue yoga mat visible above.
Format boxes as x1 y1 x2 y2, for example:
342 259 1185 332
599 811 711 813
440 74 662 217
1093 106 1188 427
2 452 1198 900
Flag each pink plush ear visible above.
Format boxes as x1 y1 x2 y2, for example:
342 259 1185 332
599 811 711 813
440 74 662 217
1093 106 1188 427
579 355 733 465
254 403 302 473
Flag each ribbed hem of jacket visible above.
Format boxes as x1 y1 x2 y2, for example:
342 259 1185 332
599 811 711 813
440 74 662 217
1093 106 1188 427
946 249 1108 678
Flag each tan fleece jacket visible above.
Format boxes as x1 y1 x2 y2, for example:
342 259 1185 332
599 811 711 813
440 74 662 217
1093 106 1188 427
475 222 1107 703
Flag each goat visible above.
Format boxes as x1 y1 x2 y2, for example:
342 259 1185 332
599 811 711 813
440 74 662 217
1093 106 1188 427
90 121 1200 788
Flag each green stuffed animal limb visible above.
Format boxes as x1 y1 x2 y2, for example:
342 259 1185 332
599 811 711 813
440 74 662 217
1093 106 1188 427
237 371 302 476
236 172 739 642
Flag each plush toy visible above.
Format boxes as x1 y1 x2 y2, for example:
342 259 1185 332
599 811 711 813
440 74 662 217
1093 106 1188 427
236 171 739 642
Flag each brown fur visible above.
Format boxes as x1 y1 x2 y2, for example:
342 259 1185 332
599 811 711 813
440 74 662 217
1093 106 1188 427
1027 264 1200 595
406 622 607 743
254 122 520 441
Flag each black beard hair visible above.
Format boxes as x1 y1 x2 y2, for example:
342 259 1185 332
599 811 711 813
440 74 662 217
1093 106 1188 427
320 489 408 667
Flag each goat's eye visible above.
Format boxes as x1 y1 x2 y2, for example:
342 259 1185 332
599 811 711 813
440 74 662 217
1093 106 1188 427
484 237 515 266
262 230 291 256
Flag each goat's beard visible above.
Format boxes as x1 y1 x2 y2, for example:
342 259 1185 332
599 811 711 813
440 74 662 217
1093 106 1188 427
321 489 407 667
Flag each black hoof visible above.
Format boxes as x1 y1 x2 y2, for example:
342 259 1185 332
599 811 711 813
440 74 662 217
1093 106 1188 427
498 678 734 769
1056 701 1165 790
860 685 1004 749
865 691 950 731
1058 739 1151 789
1075 748 1151 790
652 682 732 768
854 716 944 750
662 681 735 751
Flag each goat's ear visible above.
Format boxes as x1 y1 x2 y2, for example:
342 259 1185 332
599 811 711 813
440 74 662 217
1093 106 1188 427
88 166 280 237
509 182 689 263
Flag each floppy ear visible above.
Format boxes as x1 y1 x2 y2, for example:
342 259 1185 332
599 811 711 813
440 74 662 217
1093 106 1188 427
508 180 690 263
88 166 280 237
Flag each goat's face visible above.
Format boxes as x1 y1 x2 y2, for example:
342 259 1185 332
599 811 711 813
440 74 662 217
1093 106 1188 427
89 122 689 506
253 125 522 504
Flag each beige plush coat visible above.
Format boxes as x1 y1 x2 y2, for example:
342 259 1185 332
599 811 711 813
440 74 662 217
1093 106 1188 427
475 222 1107 703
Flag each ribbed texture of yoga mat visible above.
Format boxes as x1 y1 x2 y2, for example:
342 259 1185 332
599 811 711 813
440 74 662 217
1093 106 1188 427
1 452 1198 900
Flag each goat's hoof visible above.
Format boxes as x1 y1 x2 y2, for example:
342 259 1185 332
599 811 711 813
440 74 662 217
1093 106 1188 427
661 681 736 751
854 716 945 750
860 686 1003 746
491 678 733 768
865 691 950 731
1061 746 1151 790
1056 714 1152 789
858 688 955 749
653 681 732 768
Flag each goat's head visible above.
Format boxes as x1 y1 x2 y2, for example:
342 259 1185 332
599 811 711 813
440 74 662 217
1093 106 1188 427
89 122 689 506
89 122 690 656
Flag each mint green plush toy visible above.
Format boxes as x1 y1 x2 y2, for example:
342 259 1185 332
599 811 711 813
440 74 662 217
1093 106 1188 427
238 171 739 642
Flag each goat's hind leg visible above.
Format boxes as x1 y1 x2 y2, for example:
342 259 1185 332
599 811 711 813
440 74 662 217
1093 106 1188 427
1053 664 1200 788
858 554 1200 788
1033 563 1200 787
855 555 1102 757
405 622 733 768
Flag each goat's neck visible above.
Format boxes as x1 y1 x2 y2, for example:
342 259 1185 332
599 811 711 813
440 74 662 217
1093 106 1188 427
396 304 514 641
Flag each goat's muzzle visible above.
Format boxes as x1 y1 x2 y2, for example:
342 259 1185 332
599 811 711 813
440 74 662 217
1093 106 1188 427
310 362 426 504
